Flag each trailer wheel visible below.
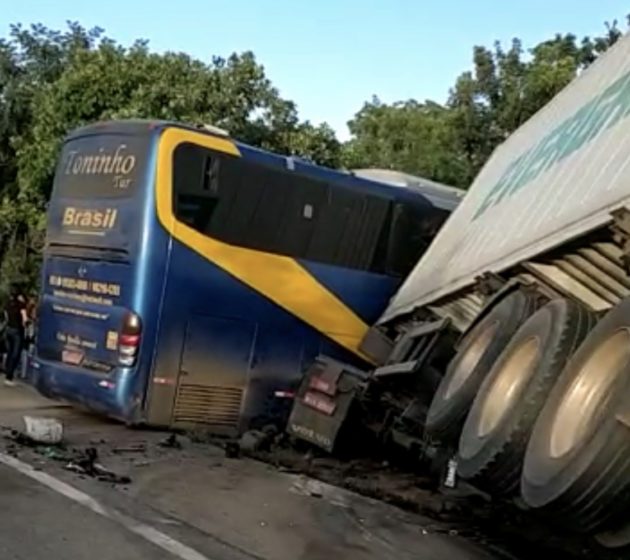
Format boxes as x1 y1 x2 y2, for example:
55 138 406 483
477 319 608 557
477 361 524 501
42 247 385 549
522 297 630 533
425 290 538 443
456 299 596 496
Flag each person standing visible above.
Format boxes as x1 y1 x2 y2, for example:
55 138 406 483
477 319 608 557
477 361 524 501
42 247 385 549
4 288 27 386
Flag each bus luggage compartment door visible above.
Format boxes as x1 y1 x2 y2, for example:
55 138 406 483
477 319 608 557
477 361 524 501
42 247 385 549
172 315 255 436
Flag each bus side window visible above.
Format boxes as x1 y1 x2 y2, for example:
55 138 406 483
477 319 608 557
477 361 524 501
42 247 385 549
173 143 221 232
345 195 390 271
244 166 293 252
202 155 220 194
385 203 447 277
370 203 394 274
304 188 390 271
305 186 353 265
210 158 262 246
172 141 399 275
276 176 325 258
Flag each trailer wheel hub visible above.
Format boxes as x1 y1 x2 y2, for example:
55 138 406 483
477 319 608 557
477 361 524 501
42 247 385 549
549 329 630 458
477 336 540 438
445 321 499 400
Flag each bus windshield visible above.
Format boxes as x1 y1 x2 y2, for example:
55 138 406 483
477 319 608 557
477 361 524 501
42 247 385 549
46 132 150 252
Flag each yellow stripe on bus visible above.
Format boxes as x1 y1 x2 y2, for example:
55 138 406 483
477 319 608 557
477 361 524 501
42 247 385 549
155 127 373 362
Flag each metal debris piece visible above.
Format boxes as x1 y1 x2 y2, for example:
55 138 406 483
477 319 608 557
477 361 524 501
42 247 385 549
158 434 182 449
224 442 240 459
64 447 131 484
112 443 147 454
239 430 267 453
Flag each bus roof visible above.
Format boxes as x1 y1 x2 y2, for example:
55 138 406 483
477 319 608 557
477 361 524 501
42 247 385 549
65 119 461 212
350 169 465 212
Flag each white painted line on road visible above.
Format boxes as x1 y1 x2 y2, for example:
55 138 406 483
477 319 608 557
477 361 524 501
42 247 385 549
0 452 108 515
0 452 213 560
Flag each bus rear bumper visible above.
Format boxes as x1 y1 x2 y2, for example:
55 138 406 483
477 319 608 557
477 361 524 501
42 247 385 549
29 357 134 422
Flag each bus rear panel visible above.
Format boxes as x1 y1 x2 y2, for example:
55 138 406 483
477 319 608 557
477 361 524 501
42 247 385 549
32 124 159 420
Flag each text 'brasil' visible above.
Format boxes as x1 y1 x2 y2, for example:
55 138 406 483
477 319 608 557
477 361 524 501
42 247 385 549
62 207 117 230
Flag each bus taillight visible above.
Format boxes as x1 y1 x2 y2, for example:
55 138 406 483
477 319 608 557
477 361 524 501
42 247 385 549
119 311 142 367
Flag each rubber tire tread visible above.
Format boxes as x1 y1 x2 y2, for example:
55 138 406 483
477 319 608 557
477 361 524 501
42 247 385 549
425 290 539 444
521 297 630 533
457 299 597 496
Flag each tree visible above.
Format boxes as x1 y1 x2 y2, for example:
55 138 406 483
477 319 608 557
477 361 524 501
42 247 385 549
14 34 342 202
0 16 628 294
344 16 629 189
343 97 469 187
0 22 342 295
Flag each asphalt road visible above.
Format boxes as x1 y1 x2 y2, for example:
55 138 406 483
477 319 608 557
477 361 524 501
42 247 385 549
0 463 175 560
0 384 509 560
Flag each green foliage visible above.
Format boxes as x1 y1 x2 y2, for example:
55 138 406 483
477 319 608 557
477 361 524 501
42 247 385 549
0 21 343 292
344 16 629 189
343 97 468 186
0 16 627 293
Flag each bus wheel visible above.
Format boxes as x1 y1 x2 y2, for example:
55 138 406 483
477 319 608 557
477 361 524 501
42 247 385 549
456 299 596 496
522 297 630 533
425 290 538 443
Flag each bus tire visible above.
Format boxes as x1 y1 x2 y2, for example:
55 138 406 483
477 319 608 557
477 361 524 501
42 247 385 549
425 290 539 443
522 297 630 533
456 298 597 496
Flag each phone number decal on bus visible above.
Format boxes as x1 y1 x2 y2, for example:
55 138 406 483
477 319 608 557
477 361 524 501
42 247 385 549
49 275 121 297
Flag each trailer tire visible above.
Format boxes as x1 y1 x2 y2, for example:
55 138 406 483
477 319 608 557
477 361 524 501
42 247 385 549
425 290 538 443
522 297 630 533
456 299 597 496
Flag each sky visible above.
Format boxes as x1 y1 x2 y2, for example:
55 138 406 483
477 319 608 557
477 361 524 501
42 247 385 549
4 1 629 140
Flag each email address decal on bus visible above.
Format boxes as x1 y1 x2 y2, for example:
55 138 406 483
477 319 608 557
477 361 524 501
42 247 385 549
52 304 109 321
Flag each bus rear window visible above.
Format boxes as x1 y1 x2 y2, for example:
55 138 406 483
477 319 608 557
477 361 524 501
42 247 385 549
53 134 149 198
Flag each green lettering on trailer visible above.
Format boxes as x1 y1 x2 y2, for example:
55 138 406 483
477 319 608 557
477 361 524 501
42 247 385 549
473 70 630 220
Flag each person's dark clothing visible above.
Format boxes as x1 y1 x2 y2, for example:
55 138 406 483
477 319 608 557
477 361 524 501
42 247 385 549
4 296 25 381
6 298 24 332
4 327 23 381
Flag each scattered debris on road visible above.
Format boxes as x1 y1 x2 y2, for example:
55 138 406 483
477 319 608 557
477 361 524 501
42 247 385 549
224 441 240 458
64 447 131 484
23 416 64 445
112 442 147 454
220 425 281 458
239 430 268 453
158 433 182 449
0 416 613 559
38 446 71 461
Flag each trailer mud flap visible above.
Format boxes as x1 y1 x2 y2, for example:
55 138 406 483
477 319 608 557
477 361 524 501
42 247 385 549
287 356 367 453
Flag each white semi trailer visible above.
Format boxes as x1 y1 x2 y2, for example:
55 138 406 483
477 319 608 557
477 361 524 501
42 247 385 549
288 31 630 547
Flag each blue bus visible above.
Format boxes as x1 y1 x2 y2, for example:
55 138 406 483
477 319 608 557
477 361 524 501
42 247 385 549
30 120 460 433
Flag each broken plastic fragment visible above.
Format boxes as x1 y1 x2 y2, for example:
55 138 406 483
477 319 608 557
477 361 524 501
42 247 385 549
23 416 63 445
